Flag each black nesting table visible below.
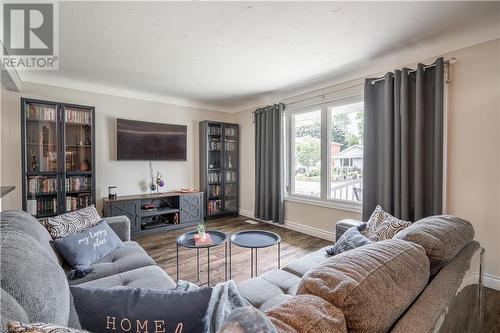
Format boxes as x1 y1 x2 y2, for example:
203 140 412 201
229 230 281 278
176 230 228 286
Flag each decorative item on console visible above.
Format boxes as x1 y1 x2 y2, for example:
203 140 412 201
149 161 165 194
108 186 117 199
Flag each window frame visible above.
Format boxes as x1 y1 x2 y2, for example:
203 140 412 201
285 94 364 213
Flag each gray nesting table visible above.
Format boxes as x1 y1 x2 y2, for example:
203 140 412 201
176 230 228 286
229 230 281 278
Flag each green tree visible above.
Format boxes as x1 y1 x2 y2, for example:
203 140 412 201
331 124 347 149
296 137 320 170
295 118 320 139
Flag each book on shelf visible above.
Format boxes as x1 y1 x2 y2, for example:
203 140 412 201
27 197 57 216
194 233 213 246
65 109 91 124
27 105 56 121
66 194 92 212
66 176 91 191
208 199 222 214
28 177 57 194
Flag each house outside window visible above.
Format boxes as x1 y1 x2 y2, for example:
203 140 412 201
286 95 364 211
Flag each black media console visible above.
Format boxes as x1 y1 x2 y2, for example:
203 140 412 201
103 191 204 238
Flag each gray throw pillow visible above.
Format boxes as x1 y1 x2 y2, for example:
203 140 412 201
53 221 122 268
327 226 372 255
43 205 101 239
70 286 213 333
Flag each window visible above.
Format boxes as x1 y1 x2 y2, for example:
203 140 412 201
287 96 364 210
291 110 321 197
329 101 364 202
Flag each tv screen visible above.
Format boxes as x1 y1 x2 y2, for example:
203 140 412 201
116 118 187 161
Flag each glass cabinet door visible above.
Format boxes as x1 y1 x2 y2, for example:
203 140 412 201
223 124 238 213
63 106 93 212
25 102 59 173
24 101 60 218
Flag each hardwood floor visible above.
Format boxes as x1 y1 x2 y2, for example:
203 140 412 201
136 215 499 331
135 215 331 285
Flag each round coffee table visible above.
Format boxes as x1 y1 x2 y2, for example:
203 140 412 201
176 230 228 286
229 230 281 278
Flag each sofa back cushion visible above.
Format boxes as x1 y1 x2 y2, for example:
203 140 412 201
1 210 60 263
265 294 347 333
393 215 474 276
1 289 30 326
0 227 70 326
297 239 429 333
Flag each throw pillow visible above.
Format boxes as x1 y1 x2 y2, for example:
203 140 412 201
53 221 122 268
70 286 213 333
7 322 89 333
326 226 372 255
43 205 102 239
363 205 412 241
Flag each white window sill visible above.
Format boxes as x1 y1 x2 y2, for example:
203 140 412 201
285 195 362 214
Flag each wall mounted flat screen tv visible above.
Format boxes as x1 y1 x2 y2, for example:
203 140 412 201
117 118 187 161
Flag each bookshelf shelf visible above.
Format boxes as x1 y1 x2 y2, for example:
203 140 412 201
200 121 239 219
21 98 96 218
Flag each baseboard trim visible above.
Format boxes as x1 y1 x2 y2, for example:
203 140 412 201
238 209 334 242
484 273 500 290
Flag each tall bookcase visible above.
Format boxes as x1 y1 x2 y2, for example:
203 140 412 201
199 121 239 219
21 98 96 223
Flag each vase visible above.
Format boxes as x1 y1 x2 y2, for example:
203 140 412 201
198 231 206 240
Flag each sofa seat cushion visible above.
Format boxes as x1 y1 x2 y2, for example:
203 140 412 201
260 294 294 312
282 246 332 277
394 215 475 276
238 270 300 310
76 265 176 290
68 241 155 285
297 239 430 333
260 270 301 295
265 294 347 333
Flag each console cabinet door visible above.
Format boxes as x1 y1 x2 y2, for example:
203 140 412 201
109 200 140 232
180 194 202 224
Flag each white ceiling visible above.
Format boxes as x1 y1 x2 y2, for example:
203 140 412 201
17 1 500 112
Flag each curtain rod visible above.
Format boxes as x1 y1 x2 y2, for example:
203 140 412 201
369 57 456 85
253 57 457 114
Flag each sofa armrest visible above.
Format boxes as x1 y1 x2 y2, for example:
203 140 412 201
335 219 364 242
105 215 131 241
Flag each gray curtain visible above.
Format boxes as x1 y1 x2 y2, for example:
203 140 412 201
363 57 444 221
255 103 285 224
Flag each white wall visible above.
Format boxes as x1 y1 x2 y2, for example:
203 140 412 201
236 39 500 288
0 83 236 212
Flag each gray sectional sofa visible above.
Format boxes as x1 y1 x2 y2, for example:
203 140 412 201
237 217 484 333
0 210 176 328
1 209 484 333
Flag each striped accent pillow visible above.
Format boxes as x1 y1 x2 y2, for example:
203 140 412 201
43 205 101 239
7 322 89 333
362 205 412 241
